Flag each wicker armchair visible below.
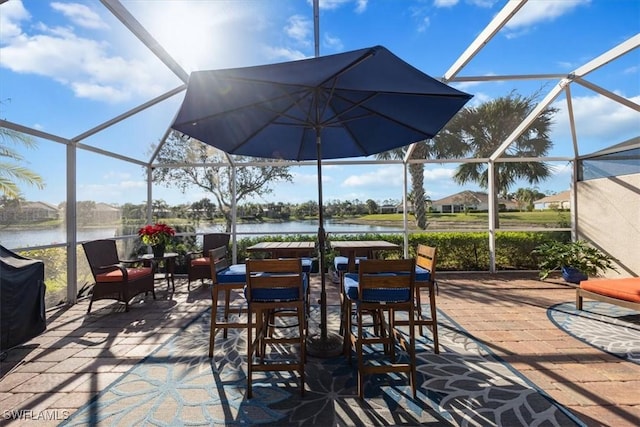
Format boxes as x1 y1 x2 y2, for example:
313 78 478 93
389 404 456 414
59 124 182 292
82 239 156 313
186 233 230 290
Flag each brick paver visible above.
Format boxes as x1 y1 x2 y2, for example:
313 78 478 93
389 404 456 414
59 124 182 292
0 272 638 426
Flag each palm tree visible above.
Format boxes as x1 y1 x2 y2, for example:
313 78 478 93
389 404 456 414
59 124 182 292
376 142 431 229
435 91 556 197
0 128 44 198
433 91 556 225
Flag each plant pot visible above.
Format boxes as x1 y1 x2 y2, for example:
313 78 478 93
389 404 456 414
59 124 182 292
152 244 165 258
562 266 587 284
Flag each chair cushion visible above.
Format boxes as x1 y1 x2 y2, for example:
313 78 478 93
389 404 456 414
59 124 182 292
580 277 640 303
190 257 209 267
216 264 247 284
96 267 152 283
334 256 367 272
415 265 432 282
247 273 309 302
343 272 410 302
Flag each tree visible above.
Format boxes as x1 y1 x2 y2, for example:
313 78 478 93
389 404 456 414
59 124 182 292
434 91 556 225
0 128 45 198
152 132 293 232
376 142 432 229
365 199 379 215
435 91 555 197
512 187 546 212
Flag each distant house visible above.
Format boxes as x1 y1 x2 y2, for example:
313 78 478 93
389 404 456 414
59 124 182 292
378 204 397 214
534 190 571 210
431 190 516 213
94 203 122 222
0 201 59 222
394 200 433 214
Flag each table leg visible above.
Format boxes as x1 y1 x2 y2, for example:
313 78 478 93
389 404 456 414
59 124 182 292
166 257 175 292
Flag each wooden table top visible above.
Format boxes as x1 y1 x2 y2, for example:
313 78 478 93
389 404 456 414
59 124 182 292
247 241 316 253
330 240 400 251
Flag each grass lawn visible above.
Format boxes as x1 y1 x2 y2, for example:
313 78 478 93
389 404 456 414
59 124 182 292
352 210 570 227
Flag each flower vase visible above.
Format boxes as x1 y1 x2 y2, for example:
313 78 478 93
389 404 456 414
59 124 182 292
152 244 165 258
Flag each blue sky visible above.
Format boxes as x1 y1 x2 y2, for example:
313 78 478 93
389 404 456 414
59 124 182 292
1 0 638 207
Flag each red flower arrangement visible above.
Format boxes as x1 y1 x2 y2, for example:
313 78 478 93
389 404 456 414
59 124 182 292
138 223 175 247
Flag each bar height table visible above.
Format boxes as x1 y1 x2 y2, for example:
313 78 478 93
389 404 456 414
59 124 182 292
247 241 316 259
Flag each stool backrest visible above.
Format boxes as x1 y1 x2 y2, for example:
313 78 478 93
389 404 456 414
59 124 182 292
209 245 231 277
245 258 304 302
358 258 416 302
416 244 437 279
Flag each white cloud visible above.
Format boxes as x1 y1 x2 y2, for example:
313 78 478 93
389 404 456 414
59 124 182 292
304 0 368 13
262 45 308 61
506 0 589 32
51 2 109 30
285 15 312 45
424 167 456 181
417 16 430 33
0 0 29 40
0 4 177 104
551 93 640 142
354 0 368 14
342 166 403 188
434 0 459 8
323 33 344 51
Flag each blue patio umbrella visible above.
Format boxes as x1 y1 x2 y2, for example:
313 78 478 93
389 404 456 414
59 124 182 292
171 45 472 355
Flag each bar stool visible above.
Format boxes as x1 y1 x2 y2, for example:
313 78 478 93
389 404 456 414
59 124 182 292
208 246 247 357
413 244 439 353
343 258 417 399
245 258 307 398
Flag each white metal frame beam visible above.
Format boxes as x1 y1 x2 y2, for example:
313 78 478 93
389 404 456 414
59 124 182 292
443 0 528 82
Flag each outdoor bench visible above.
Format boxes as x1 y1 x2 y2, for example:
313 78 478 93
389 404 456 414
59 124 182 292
576 277 640 312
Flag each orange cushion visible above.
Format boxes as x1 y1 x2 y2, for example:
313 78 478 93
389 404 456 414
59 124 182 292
191 257 210 267
96 267 152 283
580 277 640 303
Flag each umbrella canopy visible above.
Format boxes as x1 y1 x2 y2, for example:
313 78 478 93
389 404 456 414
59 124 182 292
172 45 471 160
171 45 472 355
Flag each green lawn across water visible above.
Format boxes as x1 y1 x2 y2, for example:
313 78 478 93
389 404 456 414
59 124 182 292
357 210 569 225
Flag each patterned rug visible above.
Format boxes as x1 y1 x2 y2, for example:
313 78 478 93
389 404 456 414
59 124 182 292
548 301 640 364
63 306 583 426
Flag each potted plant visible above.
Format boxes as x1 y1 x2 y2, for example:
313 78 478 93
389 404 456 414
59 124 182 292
138 223 176 257
533 240 617 283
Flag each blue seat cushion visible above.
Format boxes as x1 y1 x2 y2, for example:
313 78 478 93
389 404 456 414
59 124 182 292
334 256 367 272
415 265 432 282
246 272 309 302
343 272 410 303
216 264 246 284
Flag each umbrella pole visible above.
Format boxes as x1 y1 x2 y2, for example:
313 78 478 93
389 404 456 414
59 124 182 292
306 131 343 358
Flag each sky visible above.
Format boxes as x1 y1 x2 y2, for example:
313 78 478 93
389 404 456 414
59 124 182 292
1 0 638 208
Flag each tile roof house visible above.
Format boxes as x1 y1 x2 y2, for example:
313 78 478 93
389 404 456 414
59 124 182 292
0 201 60 222
431 190 516 213
534 190 571 210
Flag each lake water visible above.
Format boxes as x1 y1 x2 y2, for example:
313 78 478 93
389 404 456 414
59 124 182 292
1 219 402 250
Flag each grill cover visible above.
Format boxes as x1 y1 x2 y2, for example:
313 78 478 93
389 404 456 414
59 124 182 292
1 245 46 351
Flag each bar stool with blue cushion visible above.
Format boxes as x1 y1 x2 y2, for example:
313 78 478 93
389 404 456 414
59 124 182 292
344 258 417 399
245 258 307 398
208 245 247 357
407 244 439 353
335 250 369 338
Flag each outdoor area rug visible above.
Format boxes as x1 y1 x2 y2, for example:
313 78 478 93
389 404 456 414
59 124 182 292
548 300 640 364
63 306 583 426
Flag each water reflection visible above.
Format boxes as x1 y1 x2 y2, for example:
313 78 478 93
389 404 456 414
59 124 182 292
1 219 401 249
